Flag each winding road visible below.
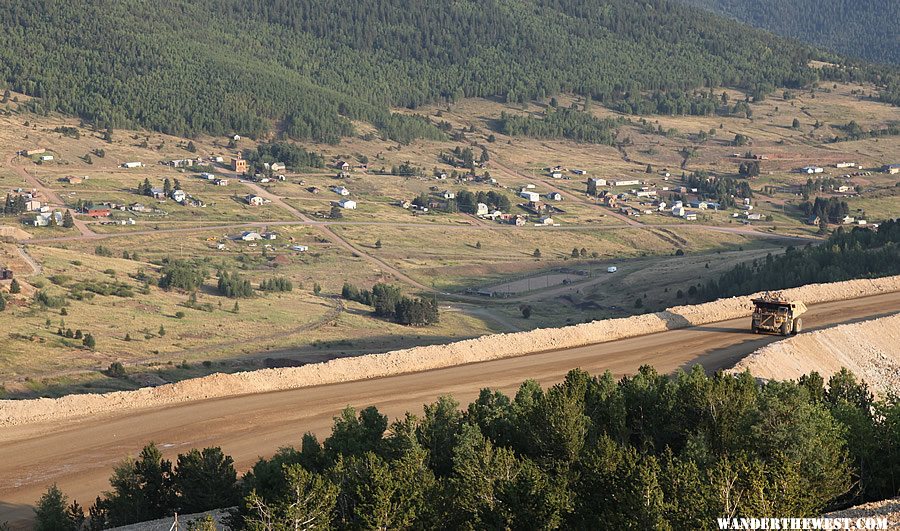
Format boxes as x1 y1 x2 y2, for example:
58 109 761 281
1 290 898 528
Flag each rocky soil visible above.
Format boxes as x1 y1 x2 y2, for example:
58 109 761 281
731 313 900 396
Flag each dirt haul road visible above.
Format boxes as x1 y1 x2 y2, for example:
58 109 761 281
1 291 900 527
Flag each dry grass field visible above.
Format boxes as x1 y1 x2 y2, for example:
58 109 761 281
0 78 896 397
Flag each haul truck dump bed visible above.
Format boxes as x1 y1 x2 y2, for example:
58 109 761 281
751 293 807 336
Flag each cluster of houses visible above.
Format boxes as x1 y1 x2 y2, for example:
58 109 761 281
546 166 587 179
199 172 228 186
19 148 54 163
329 186 356 209
162 155 228 168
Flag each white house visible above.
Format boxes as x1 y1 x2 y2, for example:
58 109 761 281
291 245 309 252
520 191 540 202
613 179 640 187
32 211 62 227
571 169 587 175
245 194 264 206
335 161 351 171
332 186 350 196
122 162 144 169
25 200 41 212
39 155 54 162
476 203 489 216
800 166 824 174
546 192 562 201
671 206 685 217
241 231 263 241
338 199 357 209
537 216 554 225
746 213 762 221
214 179 228 186
551 172 563 179
684 212 697 221
171 190 186 203
270 162 286 172
835 162 856 169
442 190 456 200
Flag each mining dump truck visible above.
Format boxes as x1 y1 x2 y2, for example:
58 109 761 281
750 293 807 336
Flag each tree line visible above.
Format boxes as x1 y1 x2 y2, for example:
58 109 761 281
35 366 900 529
341 282 439 326
699 220 900 300
497 108 619 145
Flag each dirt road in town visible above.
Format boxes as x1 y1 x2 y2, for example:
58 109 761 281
6 155 95 237
1 291 898 528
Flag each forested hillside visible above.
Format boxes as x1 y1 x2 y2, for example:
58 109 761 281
680 0 900 64
0 0 829 142
36 367 900 529
700 220 900 300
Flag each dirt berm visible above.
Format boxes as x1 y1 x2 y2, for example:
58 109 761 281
2 275 900 427
730 313 900 396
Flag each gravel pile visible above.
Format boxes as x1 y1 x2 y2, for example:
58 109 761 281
730 313 900 396
2 275 899 428
826 497 900 528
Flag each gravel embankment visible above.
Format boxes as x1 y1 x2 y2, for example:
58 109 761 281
2 275 899 427
826 497 900 528
730 313 900 396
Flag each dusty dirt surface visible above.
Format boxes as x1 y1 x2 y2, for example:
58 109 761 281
2 275 898 428
0 226 31 240
731 313 900 396
826 497 900 529
0 288 899 528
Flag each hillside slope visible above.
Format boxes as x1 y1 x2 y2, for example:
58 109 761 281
680 0 900 64
0 0 822 141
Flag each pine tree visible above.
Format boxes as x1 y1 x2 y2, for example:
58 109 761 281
62 209 74 228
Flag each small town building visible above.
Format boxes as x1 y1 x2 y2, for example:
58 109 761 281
520 191 540 202
335 160 351 171
245 194 264 206
64 176 84 185
476 203 489 216
232 153 248 173
332 186 350 196
171 190 187 203
241 231 262 241
883 164 900 175
546 192 562 201
87 208 111 218
122 162 144 169
442 190 456 200
338 199 357 209
39 155 54 162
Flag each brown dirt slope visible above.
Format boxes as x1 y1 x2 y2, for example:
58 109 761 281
731 313 900 396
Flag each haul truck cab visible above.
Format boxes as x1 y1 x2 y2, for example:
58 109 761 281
751 294 807 336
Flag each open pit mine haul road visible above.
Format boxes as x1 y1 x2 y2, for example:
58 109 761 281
1 291 900 528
